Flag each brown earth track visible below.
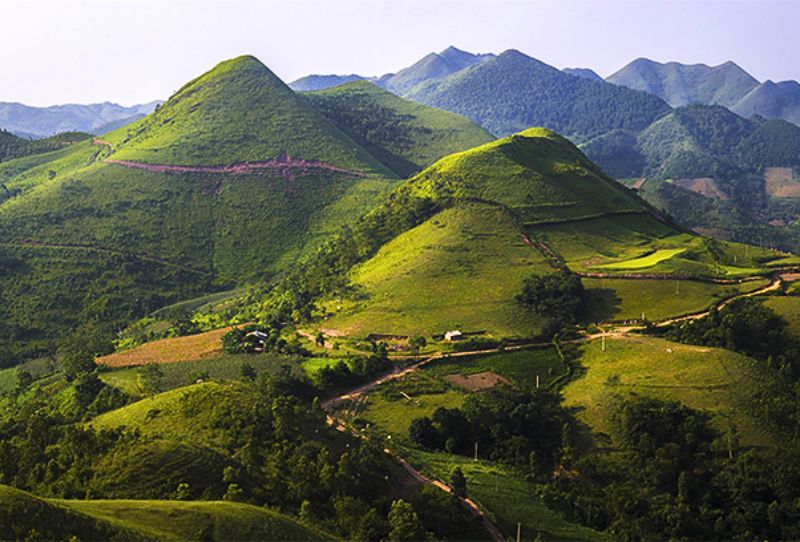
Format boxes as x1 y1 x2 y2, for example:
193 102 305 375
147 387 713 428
93 138 366 177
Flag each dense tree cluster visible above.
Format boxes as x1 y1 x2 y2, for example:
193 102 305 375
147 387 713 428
516 271 586 336
547 398 800 541
410 388 570 473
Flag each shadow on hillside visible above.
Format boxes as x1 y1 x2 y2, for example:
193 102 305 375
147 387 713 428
581 287 621 323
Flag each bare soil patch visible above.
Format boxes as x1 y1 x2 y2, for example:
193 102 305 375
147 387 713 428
444 371 510 391
674 177 728 200
765 167 800 198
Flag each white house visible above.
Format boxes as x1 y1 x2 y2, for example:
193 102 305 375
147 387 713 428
444 330 463 341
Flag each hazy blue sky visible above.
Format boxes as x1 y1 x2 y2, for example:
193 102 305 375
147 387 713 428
1 0 798 106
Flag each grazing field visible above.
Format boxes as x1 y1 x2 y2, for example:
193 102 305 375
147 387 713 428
351 373 467 437
423 348 567 389
0 484 331 542
594 248 686 269
563 335 774 447
582 277 770 322
321 203 552 339
90 382 253 448
400 448 609 542
96 327 238 367
99 352 305 395
763 295 800 337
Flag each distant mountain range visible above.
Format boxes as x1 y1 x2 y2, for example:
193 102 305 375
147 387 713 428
0 101 161 138
608 58 800 125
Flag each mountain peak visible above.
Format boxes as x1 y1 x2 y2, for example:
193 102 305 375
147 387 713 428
100 55 390 173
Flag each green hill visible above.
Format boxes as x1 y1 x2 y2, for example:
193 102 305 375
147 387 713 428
248 128 776 341
403 49 671 140
0 55 404 363
0 484 331 541
306 80 494 176
607 58 759 108
103 55 390 173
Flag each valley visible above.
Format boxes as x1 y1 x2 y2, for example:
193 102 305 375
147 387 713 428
2 9 800 539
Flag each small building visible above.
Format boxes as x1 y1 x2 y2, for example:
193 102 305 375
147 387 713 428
444 330 463 342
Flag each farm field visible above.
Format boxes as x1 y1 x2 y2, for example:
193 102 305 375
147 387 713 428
400 447 609 542
423 347 567 390
594 248 686 269
562 335 774 447
350 372 468 438
321 203 553 339
582 277 770 322
96 327 238 367
99 352 305 395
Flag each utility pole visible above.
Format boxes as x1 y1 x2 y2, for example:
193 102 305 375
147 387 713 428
474 442 478 462
516 522 521 542
535 375 540 389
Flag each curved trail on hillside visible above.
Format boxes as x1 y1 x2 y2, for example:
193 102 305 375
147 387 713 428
320 272 793 540
93 139 366 177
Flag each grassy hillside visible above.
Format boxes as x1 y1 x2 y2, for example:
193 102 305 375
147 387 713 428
0 55 410 363
563 335 775 447
103 55 389 173
320 202 553 338
0 129 91 163
306 80 494 176
404 49 671 140
0 484 331 541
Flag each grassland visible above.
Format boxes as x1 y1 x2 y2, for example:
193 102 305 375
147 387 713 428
423 348 567 390
400 448 609 542
321 202 552 339
102 56 390 174
582 277 770 322
99 352 305 395
562 335 774 447
594 248 686 269
763 295 800 337
0 484 331 541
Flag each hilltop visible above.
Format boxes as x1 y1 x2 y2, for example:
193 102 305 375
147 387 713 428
732 79 800 125
103 55 389 173
306 80 494 176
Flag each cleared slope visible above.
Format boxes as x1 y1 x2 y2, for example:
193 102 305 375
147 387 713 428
306 80 494 176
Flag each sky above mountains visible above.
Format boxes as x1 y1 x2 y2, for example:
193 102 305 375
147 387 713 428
1 0 798 106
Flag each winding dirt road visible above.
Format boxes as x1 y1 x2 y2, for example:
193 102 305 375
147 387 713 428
93 139 366 177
